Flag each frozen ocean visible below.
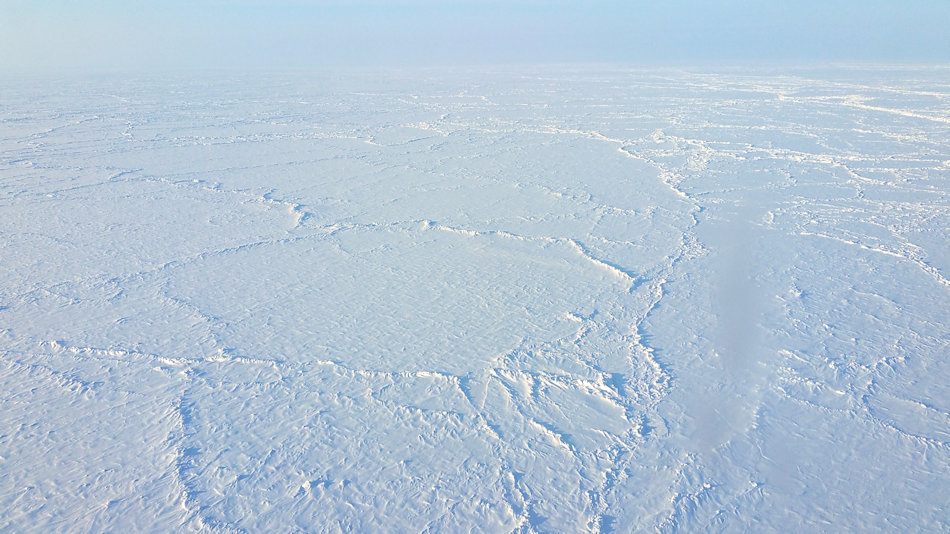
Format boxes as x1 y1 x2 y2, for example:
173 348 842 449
2 66 949 532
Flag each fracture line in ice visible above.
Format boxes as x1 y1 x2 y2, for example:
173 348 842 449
799 230 950 290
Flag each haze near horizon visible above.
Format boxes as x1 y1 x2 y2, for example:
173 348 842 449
2 0 949 73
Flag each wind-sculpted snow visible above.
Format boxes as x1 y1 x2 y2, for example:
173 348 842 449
2 66 949 532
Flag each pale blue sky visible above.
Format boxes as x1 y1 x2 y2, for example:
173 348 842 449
2 0 949 72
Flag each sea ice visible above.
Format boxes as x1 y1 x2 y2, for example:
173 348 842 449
2 66 949 532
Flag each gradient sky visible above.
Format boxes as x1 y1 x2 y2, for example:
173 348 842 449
2 0 949 72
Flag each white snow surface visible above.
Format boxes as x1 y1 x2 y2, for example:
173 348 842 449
2 66 949 532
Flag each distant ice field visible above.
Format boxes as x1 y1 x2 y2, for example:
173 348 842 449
2 66 949 532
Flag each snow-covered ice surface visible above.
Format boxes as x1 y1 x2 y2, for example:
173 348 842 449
2 66 949 532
